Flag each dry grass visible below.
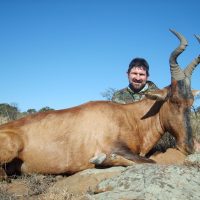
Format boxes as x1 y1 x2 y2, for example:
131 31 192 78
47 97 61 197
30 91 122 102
0 174 57 199
0 174 94 200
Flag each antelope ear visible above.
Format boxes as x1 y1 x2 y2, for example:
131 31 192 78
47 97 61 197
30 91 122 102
192 90 200 97
145 89 168 101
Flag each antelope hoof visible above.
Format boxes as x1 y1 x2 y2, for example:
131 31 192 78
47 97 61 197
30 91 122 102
89 153 107 165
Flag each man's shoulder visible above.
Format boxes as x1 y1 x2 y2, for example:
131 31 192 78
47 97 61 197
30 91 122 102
113 87 129 95
147 81 159 91
112 87 132 104
112 87 133 98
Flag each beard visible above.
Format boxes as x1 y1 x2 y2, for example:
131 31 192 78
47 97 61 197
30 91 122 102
132 82 143 89
130 80 146 92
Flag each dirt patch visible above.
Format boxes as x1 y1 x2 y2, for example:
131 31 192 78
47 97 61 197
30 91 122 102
150 148 186 164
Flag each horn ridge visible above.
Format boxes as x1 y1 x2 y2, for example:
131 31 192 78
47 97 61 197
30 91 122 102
169 29 186 80
184 34 200 78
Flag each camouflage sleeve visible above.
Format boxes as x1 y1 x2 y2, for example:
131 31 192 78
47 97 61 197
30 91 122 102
147 81 159 91
111 91 126 104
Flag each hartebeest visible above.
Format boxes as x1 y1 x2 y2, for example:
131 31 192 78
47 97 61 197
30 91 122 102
0 30 199 178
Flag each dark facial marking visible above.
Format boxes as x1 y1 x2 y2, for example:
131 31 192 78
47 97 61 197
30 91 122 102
183 108 194 152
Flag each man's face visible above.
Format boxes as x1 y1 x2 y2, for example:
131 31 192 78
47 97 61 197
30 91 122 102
128 66 148 91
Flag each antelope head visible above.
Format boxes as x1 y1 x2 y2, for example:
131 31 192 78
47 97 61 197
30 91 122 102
167 29 200 154
147 29 200 155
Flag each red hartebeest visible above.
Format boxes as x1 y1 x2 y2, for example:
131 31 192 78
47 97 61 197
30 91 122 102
0 30 199 178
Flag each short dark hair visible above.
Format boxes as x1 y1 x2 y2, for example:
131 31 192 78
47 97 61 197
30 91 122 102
127 57 149 76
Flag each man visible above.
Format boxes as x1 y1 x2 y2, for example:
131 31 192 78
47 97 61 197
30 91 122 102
112 57 176 155
112 57 158 103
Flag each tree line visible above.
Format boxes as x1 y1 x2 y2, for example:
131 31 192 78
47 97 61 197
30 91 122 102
0 103 54 123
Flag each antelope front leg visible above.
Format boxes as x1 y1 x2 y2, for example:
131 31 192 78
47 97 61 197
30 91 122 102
90 153 135 167
90 152 155 167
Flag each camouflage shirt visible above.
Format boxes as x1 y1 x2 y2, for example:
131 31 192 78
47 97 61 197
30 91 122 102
112 81 159 104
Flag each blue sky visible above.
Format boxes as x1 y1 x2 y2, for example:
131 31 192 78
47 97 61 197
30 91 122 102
0 0 200 111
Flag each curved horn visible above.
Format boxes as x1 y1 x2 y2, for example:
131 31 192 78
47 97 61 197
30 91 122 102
169 29 186 80
184 34 200 78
